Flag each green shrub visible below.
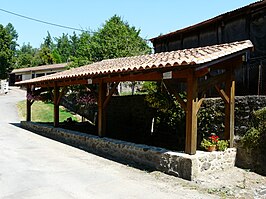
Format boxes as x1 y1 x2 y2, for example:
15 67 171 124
217 140 229 151
242 127 261 150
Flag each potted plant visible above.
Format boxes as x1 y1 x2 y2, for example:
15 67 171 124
200 134 219 152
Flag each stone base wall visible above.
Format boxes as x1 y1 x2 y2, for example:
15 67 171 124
196 149 236 174
21 121 236 181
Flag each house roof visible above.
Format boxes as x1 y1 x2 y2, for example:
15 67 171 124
16 40 253 86
11 63 68 74
150 1 266 42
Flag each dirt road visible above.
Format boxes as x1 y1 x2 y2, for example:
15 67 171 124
0 87 215 198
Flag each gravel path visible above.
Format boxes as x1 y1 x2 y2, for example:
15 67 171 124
0 87 215 198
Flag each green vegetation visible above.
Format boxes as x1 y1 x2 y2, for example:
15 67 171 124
0 23 17 79
0 15 151 76
17 100 78 122
241 107 266 151
241 107 266 174
12 15 151 70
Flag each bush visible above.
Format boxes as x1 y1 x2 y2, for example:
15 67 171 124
241 127 260 150
217 140 229 151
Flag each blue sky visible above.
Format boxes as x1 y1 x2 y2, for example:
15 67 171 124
0 0 258 48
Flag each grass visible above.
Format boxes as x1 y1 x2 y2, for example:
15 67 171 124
17 100 78 122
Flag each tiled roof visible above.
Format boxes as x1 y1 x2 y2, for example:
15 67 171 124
16 40 253 85
150 1 265 42
11 63 68 74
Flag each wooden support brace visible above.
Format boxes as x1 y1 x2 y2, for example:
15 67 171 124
196 98 204 113
56 86 67 105
162 81 187 111
103 82 119 109
215 85 229 104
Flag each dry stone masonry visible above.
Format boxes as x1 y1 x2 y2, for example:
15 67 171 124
21 121 236 181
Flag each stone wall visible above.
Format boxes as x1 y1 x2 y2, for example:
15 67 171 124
202 96 266 137
60 94 266 173
21 121 236 181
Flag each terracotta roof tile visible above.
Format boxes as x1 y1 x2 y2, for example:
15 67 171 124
16 40 253 85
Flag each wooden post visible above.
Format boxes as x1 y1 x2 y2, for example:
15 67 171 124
185 72 198 155
26 85 31 121
54 84 59 127
224 70 235 147
98 80 107 137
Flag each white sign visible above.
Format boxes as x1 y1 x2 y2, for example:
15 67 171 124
87 79 93 84
163 71 172 79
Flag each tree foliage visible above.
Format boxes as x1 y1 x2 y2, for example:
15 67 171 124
90 15 151 61
0 23 17 79
2 15 151 76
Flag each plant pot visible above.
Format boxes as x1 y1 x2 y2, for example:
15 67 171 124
207 145 216 152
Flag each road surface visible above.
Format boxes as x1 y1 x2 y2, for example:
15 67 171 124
0 87 215 199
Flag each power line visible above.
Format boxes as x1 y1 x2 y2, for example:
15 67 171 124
0 8 86 32
0 8 151 42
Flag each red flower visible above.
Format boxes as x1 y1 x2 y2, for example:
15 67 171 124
208 135 219 144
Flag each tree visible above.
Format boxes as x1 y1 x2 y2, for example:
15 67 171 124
0 24 17 79
54 33 71 62
35 46 54 65
67 31 92 68
36 32 55 65
15 43 37 68
90 15 151 62
5 23 18 51
42 31 54 50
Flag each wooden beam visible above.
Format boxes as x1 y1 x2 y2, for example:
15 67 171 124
224 69 235 147
26 86 32 122
54 83 59 127
98 80 107 137
185 71 198 155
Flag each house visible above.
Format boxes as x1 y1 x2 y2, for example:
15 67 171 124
9 63 68 85
150 0 266 95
